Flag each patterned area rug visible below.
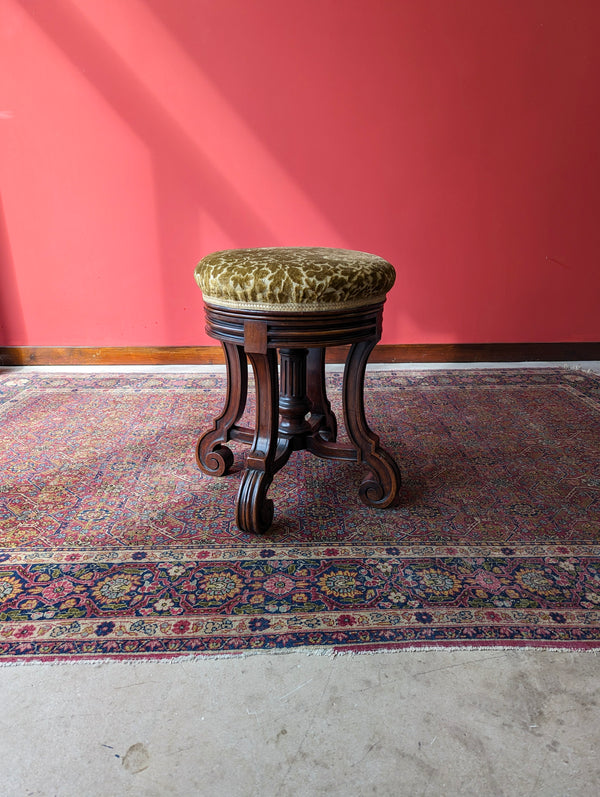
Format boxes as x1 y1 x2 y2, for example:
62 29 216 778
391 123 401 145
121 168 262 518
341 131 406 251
1 367 600 661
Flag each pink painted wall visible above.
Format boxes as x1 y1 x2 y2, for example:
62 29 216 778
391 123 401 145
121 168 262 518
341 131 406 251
1 0 600 347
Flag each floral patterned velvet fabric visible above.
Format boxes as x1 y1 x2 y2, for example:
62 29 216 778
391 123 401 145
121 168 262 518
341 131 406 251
195 247 396 311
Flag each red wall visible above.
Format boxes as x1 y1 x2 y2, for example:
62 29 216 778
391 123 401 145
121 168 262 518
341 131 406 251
2 0 600 347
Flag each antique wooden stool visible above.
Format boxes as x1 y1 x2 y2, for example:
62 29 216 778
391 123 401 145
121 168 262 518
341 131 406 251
194 247 401 533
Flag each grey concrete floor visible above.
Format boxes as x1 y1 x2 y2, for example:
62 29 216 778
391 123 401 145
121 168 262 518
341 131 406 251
2 362 600 796
1 649 600 796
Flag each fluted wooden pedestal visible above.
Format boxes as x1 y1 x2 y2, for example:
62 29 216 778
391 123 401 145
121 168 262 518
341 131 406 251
196 302 401 533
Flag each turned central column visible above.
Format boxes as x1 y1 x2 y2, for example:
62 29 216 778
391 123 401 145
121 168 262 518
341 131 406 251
278 348 312 438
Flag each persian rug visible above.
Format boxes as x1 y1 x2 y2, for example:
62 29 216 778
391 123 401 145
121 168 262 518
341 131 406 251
0 367 599 661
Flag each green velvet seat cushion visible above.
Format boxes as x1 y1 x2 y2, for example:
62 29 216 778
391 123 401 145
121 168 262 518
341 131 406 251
195 247 396 311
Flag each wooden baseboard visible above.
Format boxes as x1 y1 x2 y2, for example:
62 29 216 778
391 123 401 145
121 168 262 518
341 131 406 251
0 346 226 366
1 342 599 366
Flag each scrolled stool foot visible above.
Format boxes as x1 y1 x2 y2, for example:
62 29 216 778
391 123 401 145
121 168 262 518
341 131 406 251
236 469 274 534
196 443 234 477
358 450 401 509
358 473 399 509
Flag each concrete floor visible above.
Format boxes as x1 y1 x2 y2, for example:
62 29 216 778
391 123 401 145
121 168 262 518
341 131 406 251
2 362 600 797
1 649 600 796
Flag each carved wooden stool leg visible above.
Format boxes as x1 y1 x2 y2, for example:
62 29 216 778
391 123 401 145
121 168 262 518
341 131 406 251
343 339 401 508
306 347 337 441
236 347 280 534
196 342 247 476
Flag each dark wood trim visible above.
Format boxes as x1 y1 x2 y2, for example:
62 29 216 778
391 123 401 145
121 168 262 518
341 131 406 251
1 342 599 366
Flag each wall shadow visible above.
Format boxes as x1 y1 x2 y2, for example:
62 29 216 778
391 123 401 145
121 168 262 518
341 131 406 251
0 191 26 345
133 0 474 344
143 0 600 346
17 0 282 341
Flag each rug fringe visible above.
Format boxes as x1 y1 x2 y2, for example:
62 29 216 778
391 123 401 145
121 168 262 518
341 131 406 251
2 644 600 667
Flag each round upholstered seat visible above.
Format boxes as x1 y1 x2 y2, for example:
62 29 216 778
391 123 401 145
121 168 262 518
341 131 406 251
195 247 396 312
